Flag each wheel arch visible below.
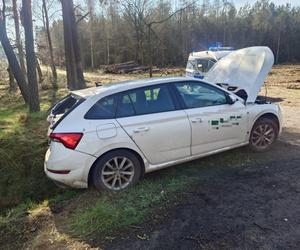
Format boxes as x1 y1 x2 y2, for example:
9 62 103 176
87 147 146 187
253 112 280 131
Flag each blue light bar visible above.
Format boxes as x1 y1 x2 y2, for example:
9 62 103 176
209 46 234 51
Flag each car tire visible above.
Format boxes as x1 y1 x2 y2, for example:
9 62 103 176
249 117 278 152
92 150 142 192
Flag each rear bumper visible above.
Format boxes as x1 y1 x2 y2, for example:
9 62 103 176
44 142 96 188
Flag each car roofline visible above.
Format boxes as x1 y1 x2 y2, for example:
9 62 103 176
70 77 191 98
70 76 239 102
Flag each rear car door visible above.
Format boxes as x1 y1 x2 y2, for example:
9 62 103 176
173 81 247 155
116 84 191 165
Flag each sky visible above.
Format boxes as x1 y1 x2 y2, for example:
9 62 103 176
232 0 300 8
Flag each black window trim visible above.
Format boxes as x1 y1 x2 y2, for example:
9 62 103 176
84 82 190 120
171 80 231 110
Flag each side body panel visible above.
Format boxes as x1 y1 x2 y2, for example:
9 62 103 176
117 110 191 165
183 101 248 155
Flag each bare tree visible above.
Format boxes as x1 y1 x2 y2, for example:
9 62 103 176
121 0 148 65
12 0 26 76
42 0 57 88
61 0 85 90
22 0 40 112
87 0 95 71
145 4 194 76
0 0 29 103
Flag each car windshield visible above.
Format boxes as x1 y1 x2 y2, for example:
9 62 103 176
187 58 217 73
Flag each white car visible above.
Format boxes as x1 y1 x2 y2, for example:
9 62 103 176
45 47 282 191
185 47 234 79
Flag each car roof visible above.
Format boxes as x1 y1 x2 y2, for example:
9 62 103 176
188 50 232 61
71 77 194 98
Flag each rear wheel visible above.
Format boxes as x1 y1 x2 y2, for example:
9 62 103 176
92 150 142 191
249 118 278 152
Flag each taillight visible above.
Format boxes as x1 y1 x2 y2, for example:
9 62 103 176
49 133 83 150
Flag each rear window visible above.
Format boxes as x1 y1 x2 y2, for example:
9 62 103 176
50 94 81 116
50 94 85 129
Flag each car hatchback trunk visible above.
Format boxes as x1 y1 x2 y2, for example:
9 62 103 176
47 94 85 134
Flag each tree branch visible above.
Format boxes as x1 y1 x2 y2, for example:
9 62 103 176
148 1 196 25
76 12 90 23
1 0 6 26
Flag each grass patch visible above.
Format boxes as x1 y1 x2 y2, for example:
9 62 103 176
0 87 69 209
69 176 190 237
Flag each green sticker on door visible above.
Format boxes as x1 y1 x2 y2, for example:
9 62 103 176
211 115 242 127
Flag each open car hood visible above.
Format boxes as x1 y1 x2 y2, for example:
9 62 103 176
204 47 274 103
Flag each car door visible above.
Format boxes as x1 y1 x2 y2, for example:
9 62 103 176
116 84 191 165
173 81 248 155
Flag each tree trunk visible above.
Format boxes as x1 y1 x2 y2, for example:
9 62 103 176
7 67 17 92
61 0 85 90
148 25 153 77
276 23 282 64
22 0 40 112
36 57 44 83
12 0 26 76
42 0 57 89
0 11 29 103
87 0 95 71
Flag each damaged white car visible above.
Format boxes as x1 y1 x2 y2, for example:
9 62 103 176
45 46 282 191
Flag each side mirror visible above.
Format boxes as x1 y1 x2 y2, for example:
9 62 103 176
228 94 238 105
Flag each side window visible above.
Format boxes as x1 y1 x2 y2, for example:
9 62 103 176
123 84 175 116
116 93 135 118
85 95 117 119
175 82 228 109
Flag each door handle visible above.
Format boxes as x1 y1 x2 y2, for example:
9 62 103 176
191 117 202 123
133 127 149 133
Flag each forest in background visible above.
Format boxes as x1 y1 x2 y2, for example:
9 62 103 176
1 0 300 111
35 0 300 70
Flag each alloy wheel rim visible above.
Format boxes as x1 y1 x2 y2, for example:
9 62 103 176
101 157 135 190
251 124 275 149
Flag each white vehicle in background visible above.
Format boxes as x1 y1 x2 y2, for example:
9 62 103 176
185 46 234 79
45 47 282 192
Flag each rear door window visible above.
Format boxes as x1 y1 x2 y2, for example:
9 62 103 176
126 84 175 116
116 93 135 118
85 95 117 119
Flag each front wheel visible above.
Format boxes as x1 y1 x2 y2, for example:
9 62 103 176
92 150 142 191
249 118 278 152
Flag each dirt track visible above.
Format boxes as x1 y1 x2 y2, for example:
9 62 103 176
105 141 300 250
